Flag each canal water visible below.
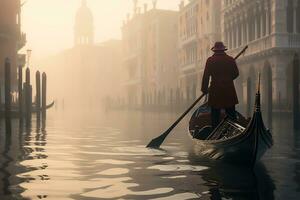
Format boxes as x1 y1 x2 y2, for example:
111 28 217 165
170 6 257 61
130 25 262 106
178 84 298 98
0 108 299 199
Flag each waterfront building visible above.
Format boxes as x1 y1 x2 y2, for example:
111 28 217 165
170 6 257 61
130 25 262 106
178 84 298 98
178 0 221 102
122 1 179 107
222 0 300 115
41 0 123 109
0 0 26 93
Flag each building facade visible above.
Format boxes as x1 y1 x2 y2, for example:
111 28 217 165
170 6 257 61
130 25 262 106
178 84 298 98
178 0 221 102
122 2 179 107
222 0 300 115
0 0 26 92
41 1 123 109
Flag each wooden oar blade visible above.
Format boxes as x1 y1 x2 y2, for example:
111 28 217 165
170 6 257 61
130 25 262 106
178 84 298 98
146 132 168 148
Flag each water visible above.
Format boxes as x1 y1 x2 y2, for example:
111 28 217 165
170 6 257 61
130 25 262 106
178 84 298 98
0 109 299 199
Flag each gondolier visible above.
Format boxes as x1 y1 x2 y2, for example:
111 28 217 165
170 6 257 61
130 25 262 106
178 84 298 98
201 41 239 129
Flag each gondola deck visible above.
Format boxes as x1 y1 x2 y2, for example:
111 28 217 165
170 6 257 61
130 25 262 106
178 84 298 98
188 84 273 166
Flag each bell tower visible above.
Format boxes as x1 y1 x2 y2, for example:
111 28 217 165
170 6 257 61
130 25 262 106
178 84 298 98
74 0 94 46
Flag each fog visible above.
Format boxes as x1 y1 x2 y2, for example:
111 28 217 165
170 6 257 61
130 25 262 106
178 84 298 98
0 1 299 198
22 0 178 58
21 0 180 110
17 0 299 117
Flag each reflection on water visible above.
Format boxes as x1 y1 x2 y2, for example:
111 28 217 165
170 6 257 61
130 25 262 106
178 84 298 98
0 110 299 199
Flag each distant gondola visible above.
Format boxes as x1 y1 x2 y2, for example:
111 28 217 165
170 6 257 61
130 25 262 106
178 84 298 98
0 101 55 117
189 79 273 166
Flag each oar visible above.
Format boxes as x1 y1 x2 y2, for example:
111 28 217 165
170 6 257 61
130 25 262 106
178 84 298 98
146 45 248 149
147 93 206 148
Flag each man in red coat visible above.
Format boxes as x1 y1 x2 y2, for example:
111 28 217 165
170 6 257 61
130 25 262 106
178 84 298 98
201 42 239 129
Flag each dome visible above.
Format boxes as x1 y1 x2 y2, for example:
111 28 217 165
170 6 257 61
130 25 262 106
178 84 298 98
75 0 93 24
74 0 94 45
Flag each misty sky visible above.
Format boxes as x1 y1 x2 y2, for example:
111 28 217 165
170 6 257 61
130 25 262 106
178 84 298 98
22 0 180 60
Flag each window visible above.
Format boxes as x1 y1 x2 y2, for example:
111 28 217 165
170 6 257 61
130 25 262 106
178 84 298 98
195 4 199 12
16 14 19 25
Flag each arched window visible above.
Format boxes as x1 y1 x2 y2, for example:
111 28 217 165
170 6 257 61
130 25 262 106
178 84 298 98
287 0 294 33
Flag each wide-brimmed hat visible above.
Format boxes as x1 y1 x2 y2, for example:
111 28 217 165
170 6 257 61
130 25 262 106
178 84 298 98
211 42 227 52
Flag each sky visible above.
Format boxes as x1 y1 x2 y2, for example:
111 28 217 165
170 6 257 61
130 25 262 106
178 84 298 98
21 0 180 60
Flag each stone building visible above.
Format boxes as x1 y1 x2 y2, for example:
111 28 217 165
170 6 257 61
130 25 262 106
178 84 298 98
41 0 123 109
122 1 179 107
222 0 300 116
0 0 26 92
178 0 221 102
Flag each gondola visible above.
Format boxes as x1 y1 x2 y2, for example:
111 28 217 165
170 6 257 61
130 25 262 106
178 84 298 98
189 80 273 166
0 100 55 117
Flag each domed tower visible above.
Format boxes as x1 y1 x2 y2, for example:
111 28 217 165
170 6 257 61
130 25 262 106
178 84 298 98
74 0 94 46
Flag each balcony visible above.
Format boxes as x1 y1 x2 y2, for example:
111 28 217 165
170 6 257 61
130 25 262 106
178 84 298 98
228 33 300 58
123 78 141 86
282 33 300 48
17 32 26 50
18 54 26 66
179 33 197 47
227 35 273 57
180 61 197 73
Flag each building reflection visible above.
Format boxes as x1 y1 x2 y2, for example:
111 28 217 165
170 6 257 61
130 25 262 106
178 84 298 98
293 130 300 192
1 119 12 195
0 119 26 198
0 116 48 198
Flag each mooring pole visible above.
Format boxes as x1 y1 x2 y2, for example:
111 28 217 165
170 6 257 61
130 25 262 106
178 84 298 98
0 86 2 105
18 65 23 117
25 68 31 120
36 71 41 111
42 72 47 119
5 58 11 119
293 53 300 130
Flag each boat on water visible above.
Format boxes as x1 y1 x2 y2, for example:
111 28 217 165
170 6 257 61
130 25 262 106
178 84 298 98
189 81 273 166
0 101 55 117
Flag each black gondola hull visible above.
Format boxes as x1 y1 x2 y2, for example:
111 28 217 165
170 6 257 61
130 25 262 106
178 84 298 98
189 93 273 166
191 127 271 165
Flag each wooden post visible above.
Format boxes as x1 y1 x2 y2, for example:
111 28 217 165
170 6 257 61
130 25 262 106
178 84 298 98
42 72 47 119
29 84 32 115
35 81 41 125
246 77 252 118
25 68 31 120
18 65 23 117
293 54 300 130
0 86 2 105
5 58 11 119
36 71 41 111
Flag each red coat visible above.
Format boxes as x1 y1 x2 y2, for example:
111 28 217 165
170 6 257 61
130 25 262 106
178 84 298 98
201 52 239 108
